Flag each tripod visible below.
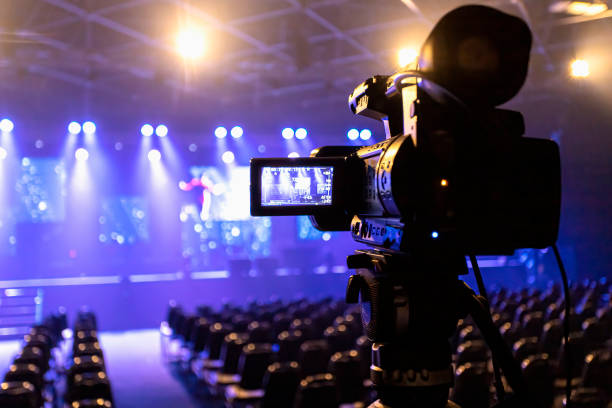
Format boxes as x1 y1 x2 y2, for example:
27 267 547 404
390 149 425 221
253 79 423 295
345 249 535 408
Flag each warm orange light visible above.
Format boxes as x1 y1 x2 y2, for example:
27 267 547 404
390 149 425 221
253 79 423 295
398 48 418 67
441 179 448 187
570 59 590 78
175 26 206 60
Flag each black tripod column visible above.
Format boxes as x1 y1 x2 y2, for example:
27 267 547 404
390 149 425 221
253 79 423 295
346 250 466 408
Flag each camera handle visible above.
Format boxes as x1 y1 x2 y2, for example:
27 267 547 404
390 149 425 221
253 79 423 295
346 249 537 408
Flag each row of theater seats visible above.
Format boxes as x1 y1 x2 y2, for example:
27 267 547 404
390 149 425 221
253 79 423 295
162 279 612 408
453 279 612 407
0 309 114 408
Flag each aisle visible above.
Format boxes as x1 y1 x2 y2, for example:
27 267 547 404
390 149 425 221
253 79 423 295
100 329 200 408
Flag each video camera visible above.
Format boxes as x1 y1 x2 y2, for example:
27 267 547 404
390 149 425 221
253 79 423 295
251 5 561 256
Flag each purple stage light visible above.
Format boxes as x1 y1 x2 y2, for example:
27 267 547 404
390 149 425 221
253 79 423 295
68 121 81 135
155 125 168 137
148 149 161 162
75 148 89 161
141 124 154 137
82 121 96 135
0 118 14 133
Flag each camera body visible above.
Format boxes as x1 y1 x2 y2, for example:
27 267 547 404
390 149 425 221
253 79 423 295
250 5 561 256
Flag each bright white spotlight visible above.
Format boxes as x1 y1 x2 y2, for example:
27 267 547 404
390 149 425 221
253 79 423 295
347 128 359 141
75 148 89 161
288 152 300 158
282 128 294 140
295 128 307 140
82 121 96 135
215 126 227 139
155 124 168 137
141 124 154 137
176 26 206 60
231 126 243 139
360 129 372 140
0 118 14 133
68 121 81 135
398 48 418 67
148 149 162 162
0 146 7 160
570 59 590 78
221 151 235 164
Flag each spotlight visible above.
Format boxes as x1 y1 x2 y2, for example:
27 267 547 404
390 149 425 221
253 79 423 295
114 142 123 151
570 59 590 78
215 126 227 139
75 148 89 161
68 121 81 135
230 126 243 139
295 128 308 140
141 124 154 137
282 127 294 140
148 149 161 162
398 47 418 67
347 128 359 141
0 146 7 160
155 124 168 137
288 152 300 158
221 151 235 164
0 118 14 133
175 26 206 60
82 121 96 135
431 231 439 239
360 129 372 140
35 140 44 149
188 143 198 152
550 1 608 15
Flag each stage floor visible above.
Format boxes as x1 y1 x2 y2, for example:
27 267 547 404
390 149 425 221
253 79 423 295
0 330 200 408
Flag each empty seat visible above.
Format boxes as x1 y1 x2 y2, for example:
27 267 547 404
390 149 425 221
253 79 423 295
67 371 113 403
513 337 540 362
521 354 555 408
190 317 210 354
277 330 304 362
261 362 301 408
237 343 275 390
0 381 38 408
71 399 113 407
582 349 612 394
329 350 363 403
522 311 544 337
563 387 608 408
298 340 331 377
205 323 234 362
456 340 489 365
541 319 563 358
451 362 490 408
295 373 337 408
323 324 353 353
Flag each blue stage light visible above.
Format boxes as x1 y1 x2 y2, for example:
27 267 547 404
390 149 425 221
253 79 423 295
431 231 439 239
0 118 14 133
155 124 168 137
295 128 307 140
148 149 161 162
230 126 243 139
68 121 81 135
215 126 227 139
0 146 7 160
82 121 96 135
282 127 294 140
221 151 235 164
347 128 359 140
141 124 154 137
75 147 89 161
360 129 372 140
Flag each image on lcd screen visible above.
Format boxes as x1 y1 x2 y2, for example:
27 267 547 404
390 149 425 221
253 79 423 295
261 166 333 206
